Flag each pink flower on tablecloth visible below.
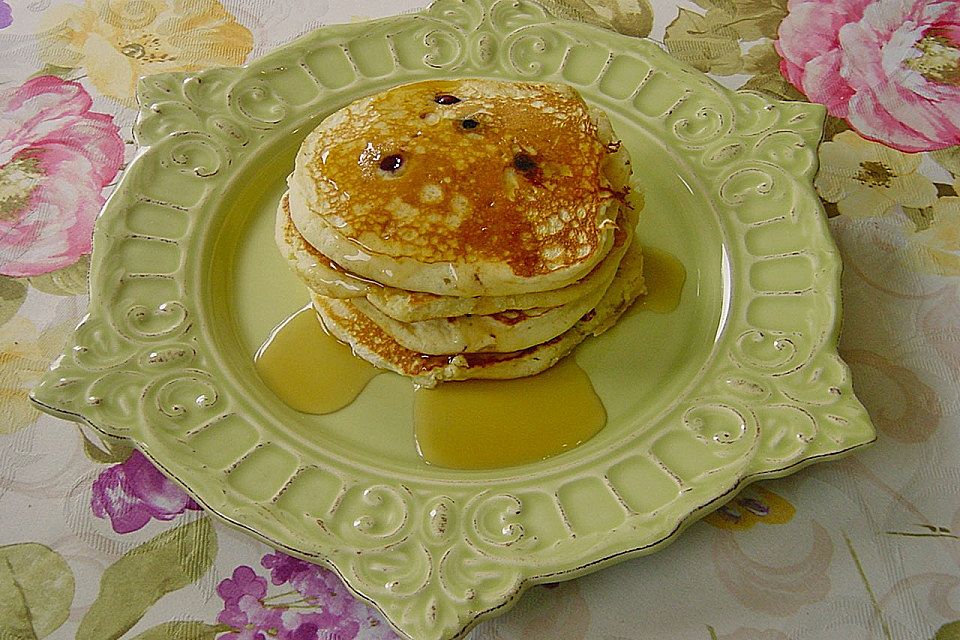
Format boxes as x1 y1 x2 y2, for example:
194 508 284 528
0 75 123 276
775 0 960 152
214 553 399 640
91 450 200 534
0 2 12 29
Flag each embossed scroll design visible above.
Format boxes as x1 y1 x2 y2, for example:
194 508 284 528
30 0 876 639
412 0 559 71
316 488 527 635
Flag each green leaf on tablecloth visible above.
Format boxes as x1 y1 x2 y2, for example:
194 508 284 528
740 42 806 102
690 0 788 39
0 543 75 639
742 41 777 74
823 116 851 141
28 255 90 296
938 183 959 198
822 201 840 218
541 0 654 37
932 146 960 178
904 206 936 232
30 64 77 80
131 621 232 640
664 8 743 75
0 276 27 327
78 427 134 464
0 559 36 640
935 621 960 640
77 517 217 640
741 71 806 101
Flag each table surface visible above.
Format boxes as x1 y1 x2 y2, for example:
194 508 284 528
2 1 959 639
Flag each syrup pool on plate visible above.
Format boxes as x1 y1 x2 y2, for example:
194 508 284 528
254 249 686 469
413 357 605 469
254 306 381 414
635 247 686 314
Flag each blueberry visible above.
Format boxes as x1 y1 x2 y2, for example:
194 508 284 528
461 118 479 130
513 153 537 172
379 154 403 172
434 94 460 105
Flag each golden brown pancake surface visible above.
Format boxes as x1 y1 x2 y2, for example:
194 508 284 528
297 79 617 278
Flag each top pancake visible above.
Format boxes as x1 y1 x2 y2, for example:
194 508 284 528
288 78 624 296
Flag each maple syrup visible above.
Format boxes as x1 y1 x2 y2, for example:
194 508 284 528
636 247 686 314
254 305 380 414
253 246 684 469
413 358 606 470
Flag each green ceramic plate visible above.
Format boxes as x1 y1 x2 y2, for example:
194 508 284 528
31 0 876 638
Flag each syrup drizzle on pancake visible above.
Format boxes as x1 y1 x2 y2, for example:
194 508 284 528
298 79 619 278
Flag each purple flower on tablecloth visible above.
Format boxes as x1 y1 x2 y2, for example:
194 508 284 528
217 566 282 640
776 0 960 152
218 565 269 605
261 552 367 637
0 75 123 276
0 2 12 29
91 450 200 534
215 553 399 640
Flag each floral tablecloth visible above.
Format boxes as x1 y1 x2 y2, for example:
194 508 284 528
2 0 959 639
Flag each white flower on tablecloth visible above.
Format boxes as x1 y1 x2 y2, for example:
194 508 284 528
815 130 938 217
911 183 960 275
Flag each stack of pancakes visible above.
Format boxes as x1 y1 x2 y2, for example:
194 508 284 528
277 79 646 387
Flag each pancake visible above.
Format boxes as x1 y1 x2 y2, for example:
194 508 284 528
344 199 638 354
287 78 628 297
350 282 608 354
275 192 372 299
277 188 638 324
280 78 644 384
311 243 646 388
276 137 634 320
